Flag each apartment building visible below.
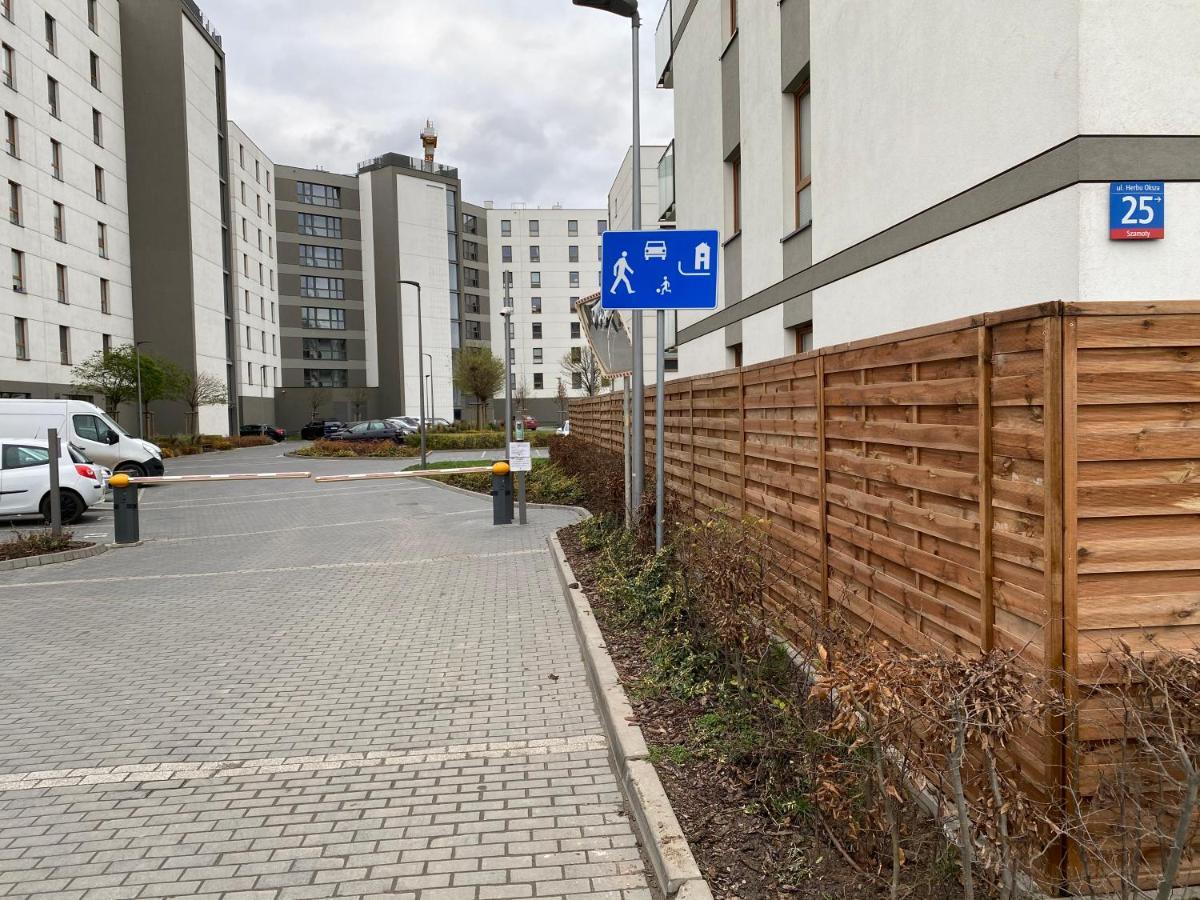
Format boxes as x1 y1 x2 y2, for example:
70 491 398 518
487 206 606 424
227 121 279 426
656 0 1200 375
0 0 133 402
274 164 372 428
119 0 234 433
359 152 462 423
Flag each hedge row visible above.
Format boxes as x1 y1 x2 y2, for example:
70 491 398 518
403 431 552 450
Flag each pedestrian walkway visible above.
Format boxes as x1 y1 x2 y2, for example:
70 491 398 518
0 448 651 899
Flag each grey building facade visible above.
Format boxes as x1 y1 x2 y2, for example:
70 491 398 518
274 165 370 429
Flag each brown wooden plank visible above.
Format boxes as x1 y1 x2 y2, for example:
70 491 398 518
1075 313 1200 348
979 326 995 652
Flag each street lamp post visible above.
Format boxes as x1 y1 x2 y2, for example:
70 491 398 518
134 340 149 439
501 272 514 447
574 0 644 528
423 352 435 422
398 280 427 468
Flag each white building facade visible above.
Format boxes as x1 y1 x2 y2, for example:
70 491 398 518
486 206 606 424
227 121 279 426
657 0 1200 375
0 0 133 402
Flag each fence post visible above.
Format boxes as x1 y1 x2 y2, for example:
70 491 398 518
738 368 747 519
816 354 829 623
977 326 995 653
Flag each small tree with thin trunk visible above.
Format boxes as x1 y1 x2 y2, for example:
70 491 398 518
308 387 331 422
176 371 228 436
515 380 529 415
556 378 569 422
560 347 608 397
453 346 504 428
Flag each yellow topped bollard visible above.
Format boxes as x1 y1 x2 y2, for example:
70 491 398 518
491 460 513 525
108 473 130 489
110 472 139 544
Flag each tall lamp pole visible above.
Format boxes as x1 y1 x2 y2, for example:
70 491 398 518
423 352 435 422
398 280 427 467
134 340 149 439
501 272 514 447
574 0 644 526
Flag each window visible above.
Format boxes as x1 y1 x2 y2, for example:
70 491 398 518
261 365 268 386
501 245 512 263
569 271 580 288
242 253 248 276
58 325 70 364
255 160 261 183
572 372 582 390
464 268 479 288
530 297 541 314
270 302 275 323
296 181 340 208
259 296 264 318
45 13 56 55
529 245 540 263
243 290 250 313
531 322 542 340
88 0 98 32
730 155 742 233
90 52 101 90
731 342 744 368
300 275 345 299
7 180 18 225
532 348 543 364
570 296 579 313
260 330 266 352
728 0 737 34
11 249 23 291
462 240 478 262
303 337 347 360
530 272 540 288
462 212 477 234
245 325 251 349
13 316 27 359
73 413 118 443
56 264 67 302
568 219 578 236
301 307 345 330
266 172 272 193
792 322 814 354
92 109 103 146
2 44 12 89
465 294 481 314
4 112 16 157
465 320 482 341
1 2 10 24
246 362 253 384
570 346 582 364
569 245 579 263
571 322 581 340
304 369 347 388
529 219 539 237
598 245 603 261
299 245 343 269
297 213 341 238
95 166 105 203
445 188 457 232
533 373 543 390
102 333 111 353
500 219 511 237
47 77 60 117
50 139 61 179
241 217 247 240
240 182 246 204
239 144 245 168
52 202 64 241
97 222 108 258
597 219 608 235
268 237 273 258
99 278 109 313
256 194 261 216
793 82 812 228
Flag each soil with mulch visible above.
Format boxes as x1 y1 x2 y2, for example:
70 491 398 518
559 522 961 900
0 537 89 562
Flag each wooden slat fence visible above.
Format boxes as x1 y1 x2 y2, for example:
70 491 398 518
568 300 1200 890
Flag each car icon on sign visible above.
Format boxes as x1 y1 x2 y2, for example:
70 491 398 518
643 240 668 261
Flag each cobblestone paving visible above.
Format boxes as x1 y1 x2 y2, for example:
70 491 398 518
0 446 650 899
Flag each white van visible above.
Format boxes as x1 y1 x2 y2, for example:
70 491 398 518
0 399 165 477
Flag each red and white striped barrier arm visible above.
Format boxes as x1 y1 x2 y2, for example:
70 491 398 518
129 472 313 485
314 466 493 484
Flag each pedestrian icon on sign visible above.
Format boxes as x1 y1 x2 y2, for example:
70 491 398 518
656 277 671 296
610 250 635 295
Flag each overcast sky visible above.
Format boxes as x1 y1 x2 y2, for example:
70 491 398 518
201 0 673 210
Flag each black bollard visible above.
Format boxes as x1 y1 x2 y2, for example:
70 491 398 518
491 472 513 525
112 478 140 544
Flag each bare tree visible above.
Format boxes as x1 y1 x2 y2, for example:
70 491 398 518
352 387 369 420
308 387 331 422
177 371 227 435
560 347 608 397
556 377 569 422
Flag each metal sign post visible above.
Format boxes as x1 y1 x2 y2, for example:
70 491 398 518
46 428 62 536
601 229 720 551
509 441 532 526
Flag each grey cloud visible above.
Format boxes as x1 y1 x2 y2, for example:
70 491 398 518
202 0 673 208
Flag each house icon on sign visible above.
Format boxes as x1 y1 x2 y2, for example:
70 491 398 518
694 242 711 272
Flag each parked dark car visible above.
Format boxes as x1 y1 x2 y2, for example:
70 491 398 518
327 420 408 443
240 424 286 442
300 420 344 440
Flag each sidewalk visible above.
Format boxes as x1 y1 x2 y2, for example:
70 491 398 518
0 454 651 899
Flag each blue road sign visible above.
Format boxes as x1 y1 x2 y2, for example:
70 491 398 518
1109 181 1164 240
601 229 720 310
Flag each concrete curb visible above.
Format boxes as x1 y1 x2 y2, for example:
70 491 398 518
547 531 711 900
416 475 592 517
0 542 106 572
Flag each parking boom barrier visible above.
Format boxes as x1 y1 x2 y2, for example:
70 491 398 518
312 466 493 484
127 472 313 485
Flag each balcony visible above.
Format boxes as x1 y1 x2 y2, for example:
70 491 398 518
655 0 673 88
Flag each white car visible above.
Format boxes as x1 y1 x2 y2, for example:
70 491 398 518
556 420 570 436
0 438 106 524
644 240 668 261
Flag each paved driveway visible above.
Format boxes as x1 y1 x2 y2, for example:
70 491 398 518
0 446 649 899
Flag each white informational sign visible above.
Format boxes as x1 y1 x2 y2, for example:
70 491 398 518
508 442 532 472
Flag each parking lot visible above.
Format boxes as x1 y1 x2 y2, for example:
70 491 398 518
0 445 649 899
